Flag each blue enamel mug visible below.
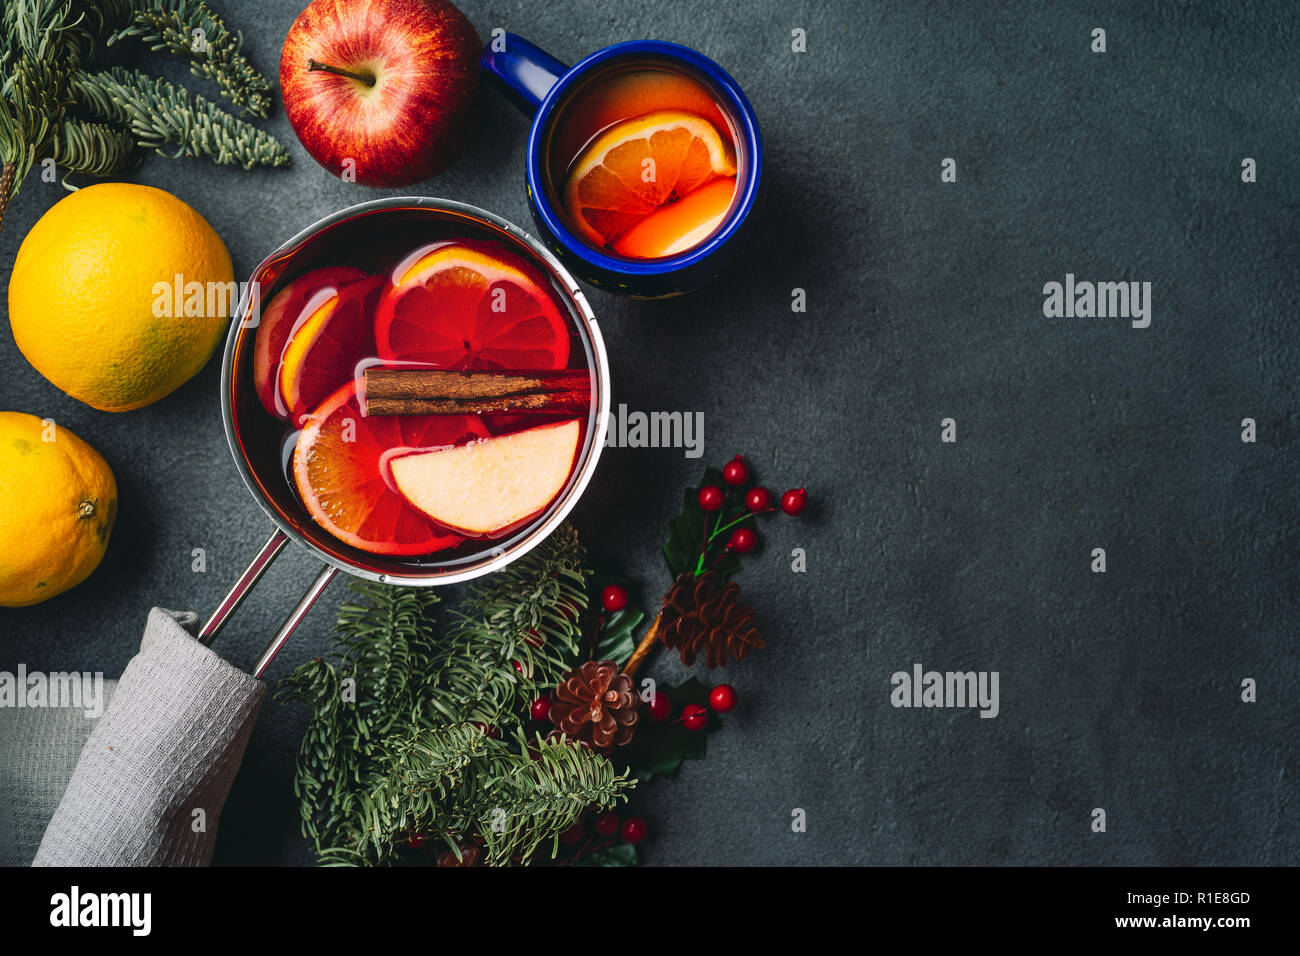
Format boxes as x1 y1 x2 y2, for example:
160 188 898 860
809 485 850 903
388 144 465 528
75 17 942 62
480 35 764 298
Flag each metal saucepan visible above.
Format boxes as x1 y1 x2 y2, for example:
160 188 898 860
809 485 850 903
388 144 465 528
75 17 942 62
198 197 610 675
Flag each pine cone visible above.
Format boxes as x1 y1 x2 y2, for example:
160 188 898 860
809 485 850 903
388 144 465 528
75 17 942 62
549 660 640 749
659 573 763 669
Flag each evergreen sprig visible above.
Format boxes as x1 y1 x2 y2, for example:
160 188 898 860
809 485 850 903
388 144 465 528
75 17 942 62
0 0 286 228
50 116 137 176
278 524 636 867
109 0 271 117
438 522 590 726
70 65 288 169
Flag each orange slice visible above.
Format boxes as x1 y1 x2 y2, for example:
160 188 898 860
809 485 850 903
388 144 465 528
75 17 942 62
612 176 736 258
550 69 730 169
278 276 383 423
292 381 488 555
562 110 737 247
374 241 570 370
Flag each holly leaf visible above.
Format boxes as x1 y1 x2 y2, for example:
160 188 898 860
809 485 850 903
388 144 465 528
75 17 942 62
662 467 742 581
662 484 707 579
661 676 711 708
573 842 638 867
623 678 714 781
594 607 644 667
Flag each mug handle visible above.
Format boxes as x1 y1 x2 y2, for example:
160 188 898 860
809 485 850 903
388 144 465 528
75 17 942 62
479 33 568 115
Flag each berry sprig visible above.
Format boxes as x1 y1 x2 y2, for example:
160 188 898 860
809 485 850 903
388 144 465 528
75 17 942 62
678 454 810 580
527 456 817 865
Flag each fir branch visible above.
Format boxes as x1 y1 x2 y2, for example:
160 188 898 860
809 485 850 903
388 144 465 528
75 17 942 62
50 116 136 178
0 56 62 225
346 722 494 863
277 582 442 846
69 65 289 168
0 0 286 230
110 0 271 117
446 523 591 717
0 0 80 225
329 581 443 736
434 524 590 726
277 524 633 867
478 732 633 865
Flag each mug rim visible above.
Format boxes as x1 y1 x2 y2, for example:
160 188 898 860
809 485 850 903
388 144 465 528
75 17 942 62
525 39 764 279
219 196 611 587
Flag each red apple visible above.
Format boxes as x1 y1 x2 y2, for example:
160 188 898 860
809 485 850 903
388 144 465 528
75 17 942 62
279 0 480 187
253 266 367 418
388 419 581 536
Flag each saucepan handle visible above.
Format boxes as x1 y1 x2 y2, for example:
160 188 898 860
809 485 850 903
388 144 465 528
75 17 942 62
199 528 289 645
251 565 338 679
198 528 339 678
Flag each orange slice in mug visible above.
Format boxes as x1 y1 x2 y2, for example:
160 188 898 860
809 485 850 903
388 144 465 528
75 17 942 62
613 176 737 259
562 110 737 248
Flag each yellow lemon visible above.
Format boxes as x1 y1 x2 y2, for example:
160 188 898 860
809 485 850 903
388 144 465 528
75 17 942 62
8 182 234 412
0 412 117 606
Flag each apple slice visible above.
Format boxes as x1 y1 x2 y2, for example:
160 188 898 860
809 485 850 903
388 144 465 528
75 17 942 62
388 419 581 537
253 266 367 417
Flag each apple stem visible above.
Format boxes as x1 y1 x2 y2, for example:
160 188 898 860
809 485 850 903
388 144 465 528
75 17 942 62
307 58 376 87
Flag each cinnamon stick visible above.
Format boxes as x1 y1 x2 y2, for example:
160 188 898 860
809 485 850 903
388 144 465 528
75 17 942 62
363 367 591 416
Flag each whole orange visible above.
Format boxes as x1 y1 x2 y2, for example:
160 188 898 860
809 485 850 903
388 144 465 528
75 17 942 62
8 183 234 412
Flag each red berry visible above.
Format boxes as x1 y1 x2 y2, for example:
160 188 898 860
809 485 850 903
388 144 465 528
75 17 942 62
593 812 621 837
530 696 551 722
600 584 628 613
408 832 427 849
709 684 737 713
559 822 586 845
727 527 757 553
525 628 543 648
681 703 709 731
781 488 808 516
722 455 749 486
698 485 724 511
621 817 648 844
647 690 672 722
745 486 773 512
472 722 499 739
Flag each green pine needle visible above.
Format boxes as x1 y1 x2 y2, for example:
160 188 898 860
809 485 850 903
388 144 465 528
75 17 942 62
69 65 289 168
51 117 136 177
277 524 637 867
0 0 287 227
110 0 272 117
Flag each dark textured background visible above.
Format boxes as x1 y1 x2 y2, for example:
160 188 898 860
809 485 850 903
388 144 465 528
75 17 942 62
2 0 1297 865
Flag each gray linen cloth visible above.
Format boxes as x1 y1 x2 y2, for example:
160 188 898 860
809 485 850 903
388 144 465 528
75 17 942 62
30 607 265 866
0 679 117 866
